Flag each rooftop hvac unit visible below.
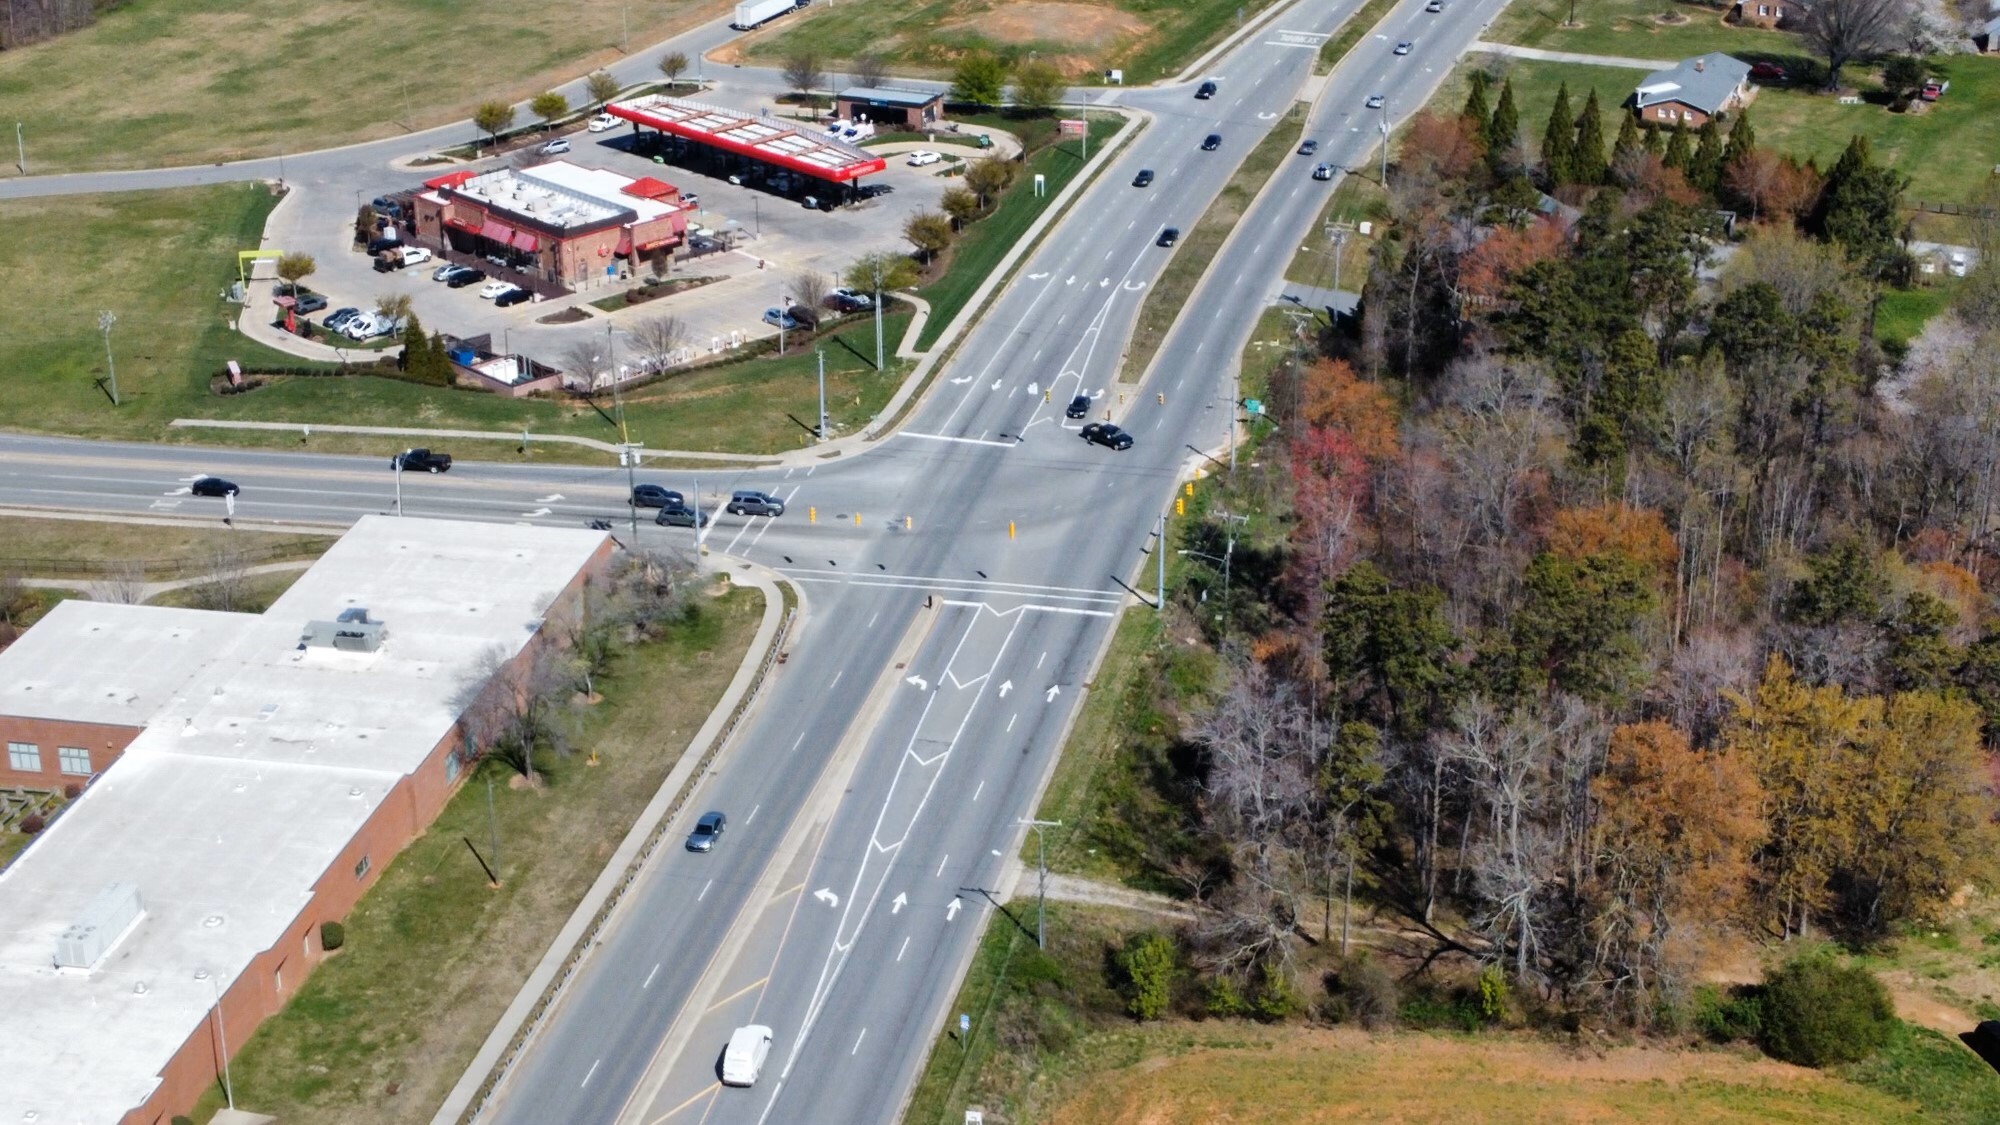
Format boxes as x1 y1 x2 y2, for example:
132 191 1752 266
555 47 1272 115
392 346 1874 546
55 883 144 970
299 616 388 653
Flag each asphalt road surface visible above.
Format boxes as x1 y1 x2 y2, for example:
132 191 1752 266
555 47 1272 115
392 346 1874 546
0 0 1506 1121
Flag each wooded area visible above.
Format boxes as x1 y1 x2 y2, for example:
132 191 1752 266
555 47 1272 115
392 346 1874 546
0 0 115 49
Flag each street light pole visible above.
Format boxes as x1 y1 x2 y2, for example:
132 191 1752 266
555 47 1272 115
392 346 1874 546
393 459 404 516
14 122 24 175
1331 226 1350 297
1155 511 1166 611
816 347 827 441
97 310 119 406
1379 105 1389 186
1017 819 1062 949
778 291 789 354
871 261 886 371
208 972 235 1110
622 446 641 539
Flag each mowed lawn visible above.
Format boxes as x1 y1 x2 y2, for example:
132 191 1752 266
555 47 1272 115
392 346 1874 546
0 0 726 175
1487 0 1796 62
0 183 913 457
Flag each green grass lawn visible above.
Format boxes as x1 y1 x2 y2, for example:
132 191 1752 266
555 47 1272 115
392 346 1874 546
1875 283 1956 350
1316 0 1398 75
0 516 331 579
0 0 724 174
1286 175 1387 289
1449 55 1695 164
1485 0 1796 62
731 0 1280 85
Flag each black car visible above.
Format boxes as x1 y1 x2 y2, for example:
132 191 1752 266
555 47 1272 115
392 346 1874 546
629 484 684 508
190 476 239 498
1201 134 1222 151
1065 393 1091 419
1195 80 1217 99
324 307 361 330
494 286 532 307
726 490 785 517
1157 227 1180 247
365 236 402 254
447 269 488 289
1132 168 1155 187
1081 422 1133 451
391 448 453 473
291 292 328 314
1298 140 1319 156
686 810 727 852
656 503 710 528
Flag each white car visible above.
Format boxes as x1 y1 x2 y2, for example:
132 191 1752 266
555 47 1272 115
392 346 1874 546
906 150 941 167
396 245 432 267
1394 40 1413 55
721 1025 773 1087
586 113 619 132
478 280 516 300
1365 93 1386 109
539 137 571 155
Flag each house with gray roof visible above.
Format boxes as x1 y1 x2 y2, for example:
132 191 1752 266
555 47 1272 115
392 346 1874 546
1632 52 1754 128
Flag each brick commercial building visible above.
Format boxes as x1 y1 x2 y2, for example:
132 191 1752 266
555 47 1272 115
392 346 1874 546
412 161 691 291
834 86 945 130
0 517 612 1125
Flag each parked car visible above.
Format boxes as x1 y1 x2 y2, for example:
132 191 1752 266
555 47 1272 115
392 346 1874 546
1065 393 1091 419
1195 80 1217 99
763 307 803 330
447 268 487 289
587 113 619 132
477 280 516 300
539 138 571 155
1748 61 1788 81
830 286 874 310
630 484 684 508
290 292 328 314
433 262 468 282
190 476 239 498
721 1025 772 1087
1200 133 1222 151
1156 227 1180 247
371 195 403 212
391 448 453 473
341 313 382 339
1394 40 1413 54
726 490 785 517
324 307 361 330
1365 93 1386 109
1312 163 1335 181
1132 168 1155 187
1921 79 1948 101
856 183 893 199
365 235 402 254
802 194 832 210
680 191 700 208
1298 140 1319 156
1948 251 1969 277
656 503 710 528
494 286 532 307
906 150 942 166
1081 422 1133 450
972 133 994 148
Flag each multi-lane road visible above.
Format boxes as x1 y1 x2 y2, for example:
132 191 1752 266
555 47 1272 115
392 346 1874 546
0 1 1508 1121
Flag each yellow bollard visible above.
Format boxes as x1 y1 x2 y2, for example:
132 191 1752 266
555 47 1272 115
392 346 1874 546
1043 389 1050 402
1185 481 1194 497
1008 520 1016 540
904 515 912 530
1176 497 1184 516
854 512 861 526
809 506 817 523
1158 392 1165 405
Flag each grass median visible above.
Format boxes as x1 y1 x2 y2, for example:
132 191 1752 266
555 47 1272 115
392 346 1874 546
188 583 765 1125
1315 0 1399 75
1285 175 1387 290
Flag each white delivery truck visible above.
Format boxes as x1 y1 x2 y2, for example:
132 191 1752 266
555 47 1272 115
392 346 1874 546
721 1025 774 1087
732 0 803 29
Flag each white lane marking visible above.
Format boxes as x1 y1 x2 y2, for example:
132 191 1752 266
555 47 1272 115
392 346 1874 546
936 853 948 877
1037 651 1047 669
581 1059 600 1088
1006 713 1017 732
830 670 843 689
899 431 1017 448
644 963 661 989
973 779 985 802
786 576 1119 608
791 732 807 753
897 935 910 961
746 803 760 825
852 1028 867 1055
867 611 880 629
778 568 1121 599
699 878 714 901
724 517 755 554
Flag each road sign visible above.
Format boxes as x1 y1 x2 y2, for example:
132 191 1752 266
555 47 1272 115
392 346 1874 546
1058 119 1085 136
959 1013 971 1035
1244 397 1264 415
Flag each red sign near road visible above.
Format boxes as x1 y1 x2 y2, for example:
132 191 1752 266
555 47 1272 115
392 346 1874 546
1058 118 1085 136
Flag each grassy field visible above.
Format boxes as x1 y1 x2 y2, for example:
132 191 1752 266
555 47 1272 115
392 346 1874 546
1486 0 1795 63
1449 55 1682 163
1876 283 1957 350
191 584 765 1124
1121 103 1303 383
0 516 331 578
915 115 1122 351
1285 175 1387 290
0 0 728 174
147 567 311 614
728 0 1279 85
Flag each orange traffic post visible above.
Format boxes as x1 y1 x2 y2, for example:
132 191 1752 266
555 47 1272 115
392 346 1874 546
809 506 817 523
1008 520 1016 540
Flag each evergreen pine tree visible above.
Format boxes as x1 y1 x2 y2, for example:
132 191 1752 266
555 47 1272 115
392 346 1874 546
1462 73 1492 132
1573 88 1608 186
400 312 429 377
1643 123 1663 156
1487 79 1520 173
1688 118 1724 193
1611 111 1641 172
1662 122 1691 171
1541 82 1577 188
1723 112 1756 168
1817 135 1908 276
427 330 456 385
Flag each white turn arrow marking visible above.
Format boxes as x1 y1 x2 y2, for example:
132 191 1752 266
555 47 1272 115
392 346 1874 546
990 379 1002 391
1045 685 1062 702
946 898 963 922
951 375 973 384
522 507 552 518
892 892 908 915
815 887 840 908
1028 272 1050 280
1122 280 1147 291
906 675 929 691
535 493 565 503
997 680 1013 698
1099 278 1109 288
1258 111 1278 120
1027 382 1039 398
1065 275 1076 285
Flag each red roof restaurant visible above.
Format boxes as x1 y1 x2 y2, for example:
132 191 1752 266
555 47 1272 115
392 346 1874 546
410 161 690 292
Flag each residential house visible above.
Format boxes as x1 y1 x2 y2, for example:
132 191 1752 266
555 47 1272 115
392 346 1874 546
1977 15 2000 53
1632 52 1754 128
1727 0 1798 27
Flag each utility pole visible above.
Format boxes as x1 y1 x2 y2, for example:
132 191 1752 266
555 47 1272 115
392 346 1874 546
485 773 502 877
15 122 24 175
778 290 789 354
621 445 641 539
1017 819 1062 949
872 262 886 371
1330 226 1350 297
816 347 828 441
602 324 629 444
393 458 404 516
1378 106 1389 187
97 310 119 406
1155 511 1166 611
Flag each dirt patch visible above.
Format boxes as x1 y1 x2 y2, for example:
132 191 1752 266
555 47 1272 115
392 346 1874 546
947 2 1147 49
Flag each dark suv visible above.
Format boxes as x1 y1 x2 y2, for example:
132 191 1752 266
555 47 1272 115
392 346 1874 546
392 448 452 473
630 484 684 508
1195 80 1217 99
726 490 785 517
1065 393 1091 419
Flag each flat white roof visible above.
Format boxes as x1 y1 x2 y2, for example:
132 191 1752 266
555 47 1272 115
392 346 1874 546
436 159 681 232
0 601 255 728
0 516 608 1125
524 161 682 225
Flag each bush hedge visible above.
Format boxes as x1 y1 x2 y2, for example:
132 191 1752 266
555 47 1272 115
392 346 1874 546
1759 950 1895 1068
320 920 346 952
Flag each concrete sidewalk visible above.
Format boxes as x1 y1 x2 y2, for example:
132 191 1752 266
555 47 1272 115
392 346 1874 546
1470 41 1673 69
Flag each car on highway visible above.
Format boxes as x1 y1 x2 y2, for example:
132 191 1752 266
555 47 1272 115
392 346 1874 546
478 280 516 300
686 810 727 852
447 268 487 289
290 292 328 314
1132 168 1154 187
391 448 452 473
1426 0 1443 9
763 307 803 330
190 476 239 498
1313 163 1335 180
1200 133 1222 151
587 113 619 132
1298 139 1319 156
1065 393 1091 419
1365 93 1386 109
630 484 685 508
1156 227 1180 247
726 490 785 517
539 137 571 155
721 1024 772 1087
324 307 361 330
1394 40 1413 54
1081 422 1133 451
656 503 710 528
494 286 532 307
1195 80 1217 99
906 150 942 166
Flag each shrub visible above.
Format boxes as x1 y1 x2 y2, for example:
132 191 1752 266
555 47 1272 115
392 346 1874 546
1326 953 1400 1029
1205 974 1248 1018
320 920 346 952
1759 951 1894 1067
1253 961 1302 1021
1477 963 1511 1024
62 784 81 800
1114 931 1176 1020
19 813 44 835
1693 982 1765 1043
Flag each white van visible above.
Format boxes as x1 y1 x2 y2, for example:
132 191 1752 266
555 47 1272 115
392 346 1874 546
721 1025 773 1087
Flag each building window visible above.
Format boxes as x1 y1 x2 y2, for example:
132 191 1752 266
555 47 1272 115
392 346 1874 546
58 747 91 776
355 855 372 879
445 747 461 782
7 742 40 772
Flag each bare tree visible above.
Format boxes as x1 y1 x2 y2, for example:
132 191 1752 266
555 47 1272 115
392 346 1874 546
849 53 888 90
186 543 252 612
449 643 584 781
782 52 825 100
1800 0 1909 89
658 50 690 85
562 341 611 389
602 549 699 641
789 269 831 313
630 314 691 375
91 561 147 605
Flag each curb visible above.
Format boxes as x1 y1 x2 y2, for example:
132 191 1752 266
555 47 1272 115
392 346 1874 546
432 558 796 1125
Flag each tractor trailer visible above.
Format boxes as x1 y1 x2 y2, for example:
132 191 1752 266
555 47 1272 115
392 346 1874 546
731 0 805 30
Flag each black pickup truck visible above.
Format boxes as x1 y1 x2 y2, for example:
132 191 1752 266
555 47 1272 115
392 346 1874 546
391 448 452 473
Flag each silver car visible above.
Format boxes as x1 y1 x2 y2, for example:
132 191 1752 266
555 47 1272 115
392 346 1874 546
686 810 727 852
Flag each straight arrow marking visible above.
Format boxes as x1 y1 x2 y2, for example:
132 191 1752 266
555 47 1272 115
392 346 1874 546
891 892 908 915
